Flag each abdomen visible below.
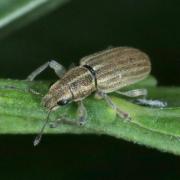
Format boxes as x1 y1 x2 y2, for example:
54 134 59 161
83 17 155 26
80 47 151 93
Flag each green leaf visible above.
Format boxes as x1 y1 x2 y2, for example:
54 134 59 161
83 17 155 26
0 76 180 155
0 0 69 38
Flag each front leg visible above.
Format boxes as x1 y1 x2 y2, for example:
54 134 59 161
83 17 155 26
49 100 88 128
26 60 66 81
0 60 65 95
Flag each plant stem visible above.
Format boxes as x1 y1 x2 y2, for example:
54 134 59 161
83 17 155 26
0 77 180 155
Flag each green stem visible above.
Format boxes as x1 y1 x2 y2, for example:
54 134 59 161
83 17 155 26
0 77 180 155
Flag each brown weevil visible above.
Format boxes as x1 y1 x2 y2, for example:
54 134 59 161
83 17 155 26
27 47 151 146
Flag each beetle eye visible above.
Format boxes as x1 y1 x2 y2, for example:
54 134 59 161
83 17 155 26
57 100 68 106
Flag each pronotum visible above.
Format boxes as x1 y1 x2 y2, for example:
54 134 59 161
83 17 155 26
26 47 151 145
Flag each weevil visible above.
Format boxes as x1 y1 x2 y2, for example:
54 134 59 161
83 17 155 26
27 47 151 146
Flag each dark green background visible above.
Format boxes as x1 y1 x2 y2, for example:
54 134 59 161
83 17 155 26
0 0 180 179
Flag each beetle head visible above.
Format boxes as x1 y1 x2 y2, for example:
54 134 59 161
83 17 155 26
42 80 73 110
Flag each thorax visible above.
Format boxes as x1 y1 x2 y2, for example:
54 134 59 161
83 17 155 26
61 66 96 101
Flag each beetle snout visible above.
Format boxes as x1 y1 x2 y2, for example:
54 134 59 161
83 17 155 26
42 94 58 110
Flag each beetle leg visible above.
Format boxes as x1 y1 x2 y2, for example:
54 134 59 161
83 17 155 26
116 89 147 98
26 60 66 81
49 101 88 128
135 98 167 108
49 117 79 128
116 89 167 108
77 100 88 125
96 91 131 120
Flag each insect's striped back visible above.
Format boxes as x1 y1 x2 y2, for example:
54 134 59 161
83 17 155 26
80 47 151 93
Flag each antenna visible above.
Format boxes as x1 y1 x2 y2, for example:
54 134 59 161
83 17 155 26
33 110 52 146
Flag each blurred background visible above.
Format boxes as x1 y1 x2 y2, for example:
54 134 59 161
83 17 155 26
0 0 180 179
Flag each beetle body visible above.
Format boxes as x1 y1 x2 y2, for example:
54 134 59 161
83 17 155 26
42 47 151 110
29 46 151 145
